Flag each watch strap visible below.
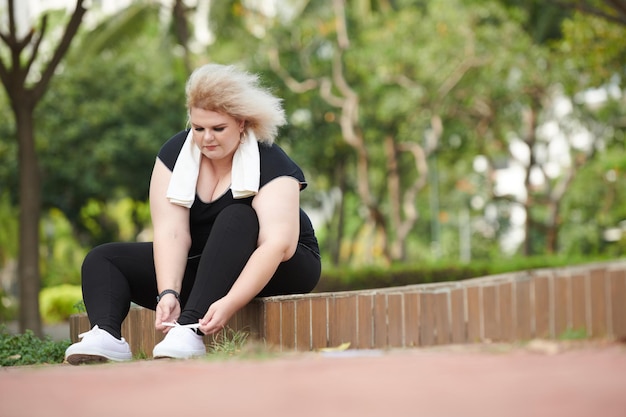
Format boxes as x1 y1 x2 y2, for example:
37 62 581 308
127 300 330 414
156 289 180 303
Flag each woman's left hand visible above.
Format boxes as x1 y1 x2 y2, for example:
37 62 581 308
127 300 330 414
198 297 237 335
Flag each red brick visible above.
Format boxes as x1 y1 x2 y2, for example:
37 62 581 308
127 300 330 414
553 274 570 337
236 302 262 340
403 292 420 347
281 301 296 350
589 268 608 337
419 292 436 346
515 279 532 341
310 298 328 350
482 285 499 342
570 272 587 333
264 301 282 349
295 299 311 351
330 295 358 348
434 292 450 345
466 286 481 342
387 293 404 347
373 294 388 349
609 269 626 339
532 275 550 339
357 294 374 349
499 283 514 342
450 288 465 344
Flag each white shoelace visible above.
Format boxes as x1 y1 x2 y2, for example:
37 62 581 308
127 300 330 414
161 321 201 329
78 324 103 339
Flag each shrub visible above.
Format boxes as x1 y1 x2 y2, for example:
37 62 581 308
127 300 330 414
0 325 70 366
39 284 83 324
314 255 597 292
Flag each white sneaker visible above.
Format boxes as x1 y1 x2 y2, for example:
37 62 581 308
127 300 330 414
152 325 206 359
65 325 132 365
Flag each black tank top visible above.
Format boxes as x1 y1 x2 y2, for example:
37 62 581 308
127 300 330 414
157 129 319 257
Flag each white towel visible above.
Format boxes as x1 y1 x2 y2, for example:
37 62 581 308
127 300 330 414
166 129 199 208
231 129 260 199
166 129 260 208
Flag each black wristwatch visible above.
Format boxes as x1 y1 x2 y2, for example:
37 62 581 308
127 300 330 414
156 289 180 303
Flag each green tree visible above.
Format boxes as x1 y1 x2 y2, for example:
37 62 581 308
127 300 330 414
262 0 545 263
549 0 626 26
37 13 187 243
0 0 86 336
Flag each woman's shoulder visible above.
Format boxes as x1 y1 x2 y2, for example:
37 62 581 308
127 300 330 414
157 129 189 171
258 143 306 188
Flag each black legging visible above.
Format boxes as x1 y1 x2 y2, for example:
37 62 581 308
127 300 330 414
81 204 321 339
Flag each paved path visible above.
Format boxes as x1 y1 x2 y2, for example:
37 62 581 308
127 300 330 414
1 341 625 417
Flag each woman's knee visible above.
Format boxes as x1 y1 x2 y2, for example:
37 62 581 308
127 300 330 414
81 242 125 274
214 204 259 232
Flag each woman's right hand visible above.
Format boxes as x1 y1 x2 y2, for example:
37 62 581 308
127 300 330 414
154 295 181 333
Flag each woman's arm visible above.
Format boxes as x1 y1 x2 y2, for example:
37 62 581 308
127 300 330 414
199 176 301 334
149 159 192 330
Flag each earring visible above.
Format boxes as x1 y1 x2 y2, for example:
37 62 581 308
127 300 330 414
240 131 246 144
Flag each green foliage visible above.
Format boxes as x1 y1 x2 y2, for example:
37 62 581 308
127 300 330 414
315 255 597 292
0 287 17 322
40 208 88 287
39 284 83 324
0 193 17 264
560 145 626 255
206 327 276 360
32 7 187 245
558 12 626 90
497 0 571 42
0 326 70 366
209 327 248 353
0 193 18 322
0 0 623 292
76 2 162 57
79 198 152 245
558 327 588 340
207 327 250 356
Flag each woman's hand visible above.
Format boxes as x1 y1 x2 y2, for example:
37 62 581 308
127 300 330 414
198 297 237 335
154 295 181 334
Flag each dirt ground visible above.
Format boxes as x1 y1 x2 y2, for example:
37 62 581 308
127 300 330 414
1 339 625 417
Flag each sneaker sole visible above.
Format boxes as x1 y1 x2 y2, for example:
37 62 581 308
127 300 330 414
152 351 206 360
65 353 112 365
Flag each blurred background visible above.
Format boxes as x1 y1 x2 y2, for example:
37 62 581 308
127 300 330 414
0 0 624 338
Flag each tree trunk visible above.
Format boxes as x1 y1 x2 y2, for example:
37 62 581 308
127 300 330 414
330 163 347 266
385 134 403 260
521 101 539 257
15 103 43 337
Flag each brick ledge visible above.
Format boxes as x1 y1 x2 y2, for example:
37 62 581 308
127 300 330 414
69 259 626 356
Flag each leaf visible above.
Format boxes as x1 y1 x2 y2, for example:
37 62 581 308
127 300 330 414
318 342 351 352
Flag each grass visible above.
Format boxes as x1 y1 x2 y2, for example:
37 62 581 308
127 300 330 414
558 327 588 341
205 327 277 361
208 327 249 354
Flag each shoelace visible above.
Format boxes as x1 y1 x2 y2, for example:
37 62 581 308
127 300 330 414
161 321 201 329
78 325 103 339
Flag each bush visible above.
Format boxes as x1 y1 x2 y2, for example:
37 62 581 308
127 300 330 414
39 284 83 324
0 287 17 322
314 255 599 292
0 325 70 366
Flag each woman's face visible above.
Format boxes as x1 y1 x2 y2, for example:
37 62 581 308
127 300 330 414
190 107 244 161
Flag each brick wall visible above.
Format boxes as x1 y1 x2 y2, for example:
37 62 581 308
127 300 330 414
69 260 626 356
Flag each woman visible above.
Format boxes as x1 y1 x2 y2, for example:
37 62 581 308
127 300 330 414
65 64 321 364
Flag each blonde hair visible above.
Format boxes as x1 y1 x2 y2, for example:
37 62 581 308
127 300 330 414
185 64 286 144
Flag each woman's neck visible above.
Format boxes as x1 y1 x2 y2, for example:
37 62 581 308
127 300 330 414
202 155 232 176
